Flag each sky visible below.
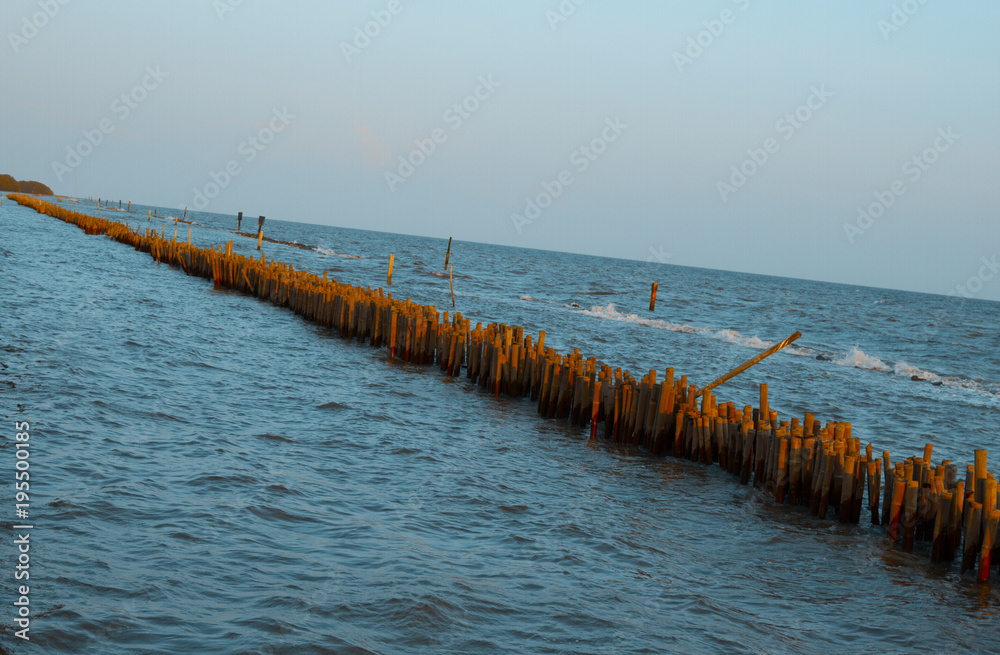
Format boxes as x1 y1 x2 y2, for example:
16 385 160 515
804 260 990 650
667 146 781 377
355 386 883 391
3 0 999 301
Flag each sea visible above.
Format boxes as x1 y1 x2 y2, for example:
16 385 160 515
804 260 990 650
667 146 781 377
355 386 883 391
2 198 998 654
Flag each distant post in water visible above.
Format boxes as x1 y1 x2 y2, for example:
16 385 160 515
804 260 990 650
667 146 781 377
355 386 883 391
183 206 188 220
256 216 265 251
388 254 395 285
237 211 243 231
649 282 658 311
444 237 453 271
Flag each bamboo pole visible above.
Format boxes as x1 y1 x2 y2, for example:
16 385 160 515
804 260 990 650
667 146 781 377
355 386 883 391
444 236 452 271
388 254 395 285
980 510 1000 582
962 503 983 574
649 282 658 311
696 331 802 397
760 384 769 427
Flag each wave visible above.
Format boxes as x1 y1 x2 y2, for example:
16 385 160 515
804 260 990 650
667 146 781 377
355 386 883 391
579 305 813 357
579 303 710 334
833 347 999 401
834 346 891 372
576 305 998 402
712 329 773 351
315 247 362 259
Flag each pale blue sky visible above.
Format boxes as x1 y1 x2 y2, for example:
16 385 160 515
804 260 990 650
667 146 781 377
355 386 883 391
4 0 998 300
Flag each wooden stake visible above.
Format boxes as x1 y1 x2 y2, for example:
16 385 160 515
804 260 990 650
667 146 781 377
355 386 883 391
388 254 395 285
980 510 1000 582
696 331 802 397
444 237 452 271
649 282 658 311
760 384 769 426
257 230 264 251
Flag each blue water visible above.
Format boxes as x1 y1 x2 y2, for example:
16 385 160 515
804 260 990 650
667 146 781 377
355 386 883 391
2 197 999 654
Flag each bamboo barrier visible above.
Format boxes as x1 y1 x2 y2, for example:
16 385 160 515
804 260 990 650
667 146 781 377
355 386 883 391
8 191 998 585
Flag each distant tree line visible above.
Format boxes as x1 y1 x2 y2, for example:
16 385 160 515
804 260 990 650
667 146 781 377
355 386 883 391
0 174 53 195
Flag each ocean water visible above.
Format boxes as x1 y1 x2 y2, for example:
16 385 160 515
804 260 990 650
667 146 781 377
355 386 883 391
2 198 999 654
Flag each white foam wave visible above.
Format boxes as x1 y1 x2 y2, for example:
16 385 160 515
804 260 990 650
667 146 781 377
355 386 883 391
315 247 362 259
893 361 943 383
830 348 1000 403
834 346 891 371
574 301 998 403
579 303 711 334
712 329 773 350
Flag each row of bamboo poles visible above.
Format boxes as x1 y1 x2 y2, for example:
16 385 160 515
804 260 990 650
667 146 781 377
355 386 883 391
10 192 999 584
